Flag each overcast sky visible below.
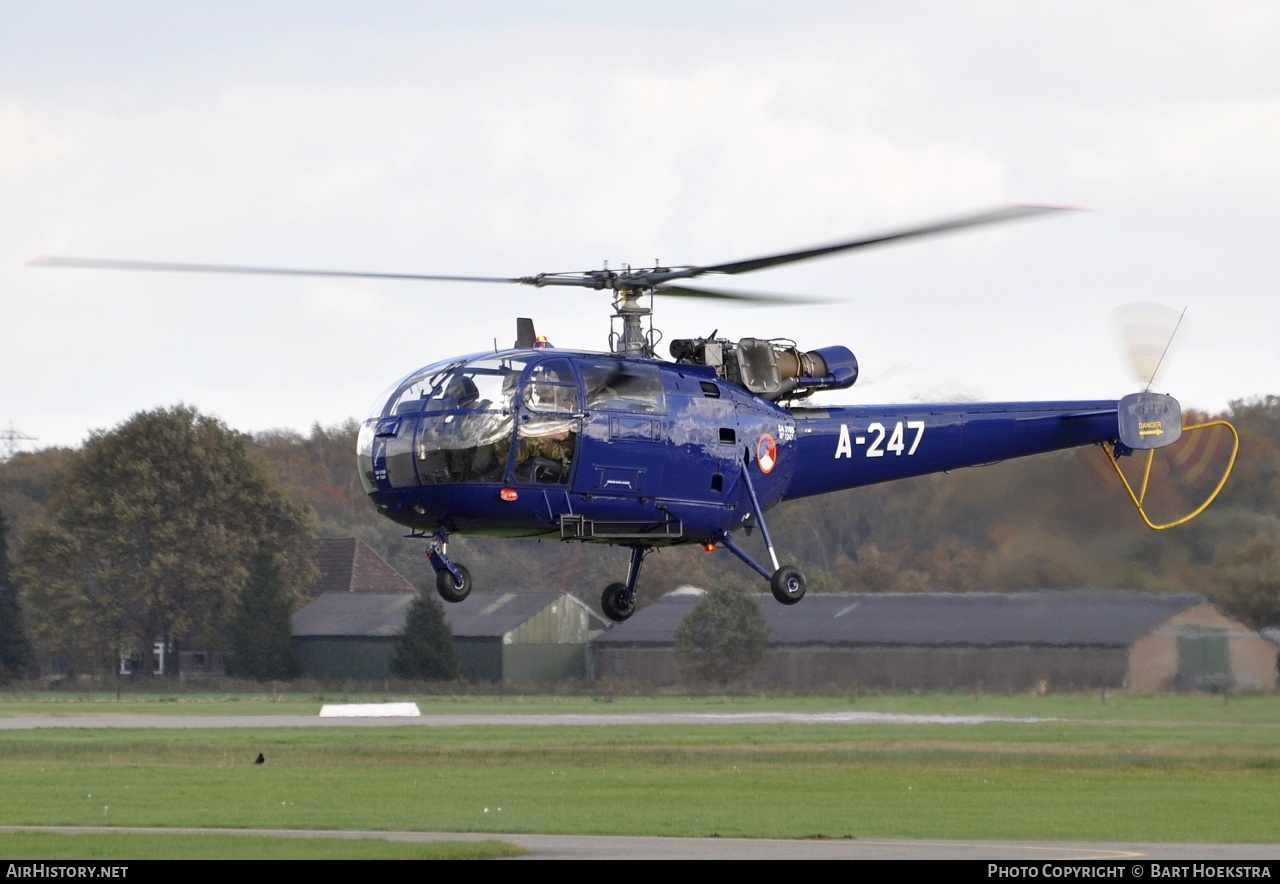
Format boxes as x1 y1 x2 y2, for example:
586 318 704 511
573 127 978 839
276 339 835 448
4 1 1278 451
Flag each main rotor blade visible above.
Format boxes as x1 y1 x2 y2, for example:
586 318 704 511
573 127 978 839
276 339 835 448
26 255 520 285
663 203 1075 281
655 284 834 305
29 202 1076 293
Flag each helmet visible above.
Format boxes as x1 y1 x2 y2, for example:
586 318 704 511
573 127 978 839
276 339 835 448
445 375 480 407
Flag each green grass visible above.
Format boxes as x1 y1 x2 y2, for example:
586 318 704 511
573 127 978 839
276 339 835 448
0 690 1278 846
0 687 1273 722
0 833 525 859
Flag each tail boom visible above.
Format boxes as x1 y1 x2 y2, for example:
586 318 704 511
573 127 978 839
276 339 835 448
783 398 1139 500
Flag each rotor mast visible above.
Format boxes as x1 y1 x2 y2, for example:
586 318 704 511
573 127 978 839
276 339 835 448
610 286 657 357
520 264 664 357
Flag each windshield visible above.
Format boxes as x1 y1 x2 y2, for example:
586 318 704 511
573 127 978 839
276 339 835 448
359 356 528 490
359 353 587 489
370 355 529 419
409 358 524 484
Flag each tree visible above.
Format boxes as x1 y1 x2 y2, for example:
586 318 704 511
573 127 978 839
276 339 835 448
0 510 36 681
1211 528 1280 629
674 585 770 685
391 589 458 681
226 544 298 680
19 406 315 675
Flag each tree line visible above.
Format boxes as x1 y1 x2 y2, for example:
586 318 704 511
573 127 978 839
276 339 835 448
1 396 1277 682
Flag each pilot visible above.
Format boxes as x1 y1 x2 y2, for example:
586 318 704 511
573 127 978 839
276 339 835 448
586 376 617 406
445 375 483 409
528 367 570 412
519 429 571 463
440 374 499 480
517 366 576 481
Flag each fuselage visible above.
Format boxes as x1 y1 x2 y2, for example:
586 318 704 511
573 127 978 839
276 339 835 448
358 348 1127 546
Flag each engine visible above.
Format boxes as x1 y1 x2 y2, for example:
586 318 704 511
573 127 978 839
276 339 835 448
670 336 858 401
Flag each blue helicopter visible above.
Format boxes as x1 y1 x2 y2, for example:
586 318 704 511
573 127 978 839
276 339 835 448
31 204 1236 621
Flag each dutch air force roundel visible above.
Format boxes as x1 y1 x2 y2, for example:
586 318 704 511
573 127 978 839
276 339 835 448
756 433 777 473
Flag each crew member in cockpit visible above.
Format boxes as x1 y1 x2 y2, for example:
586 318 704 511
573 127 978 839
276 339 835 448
441 375 502 480
446 376 484 409
517 366 576 481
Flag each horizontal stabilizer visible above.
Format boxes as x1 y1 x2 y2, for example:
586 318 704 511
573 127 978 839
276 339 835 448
1118 392 1181 450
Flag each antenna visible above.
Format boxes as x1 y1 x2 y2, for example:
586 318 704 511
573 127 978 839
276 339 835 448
1145 307 1186 393
0 422 36 460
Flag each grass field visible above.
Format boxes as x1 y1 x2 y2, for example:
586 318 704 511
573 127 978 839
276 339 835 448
0 690 1277 857
0 686 1274 721
0 833 525 860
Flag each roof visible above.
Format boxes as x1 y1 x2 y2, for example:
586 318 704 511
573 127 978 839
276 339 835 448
595 589 1210 649
310 538 416 596
292 591 601 639
444 592 597 637
293 592 416 637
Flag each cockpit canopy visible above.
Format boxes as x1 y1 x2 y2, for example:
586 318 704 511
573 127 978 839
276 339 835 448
370 355 524 419
357 351 667 494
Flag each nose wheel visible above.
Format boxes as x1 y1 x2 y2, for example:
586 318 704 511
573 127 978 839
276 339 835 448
436 564 472 603
425 531 472 603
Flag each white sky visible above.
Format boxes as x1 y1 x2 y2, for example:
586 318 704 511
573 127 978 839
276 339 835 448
4 1 1279 450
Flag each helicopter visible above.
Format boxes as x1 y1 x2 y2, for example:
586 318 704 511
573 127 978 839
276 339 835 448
30 204 1237 622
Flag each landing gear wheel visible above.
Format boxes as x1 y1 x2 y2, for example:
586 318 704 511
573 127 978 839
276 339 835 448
770 566 806 605
435 564 472 603
601 581 636 622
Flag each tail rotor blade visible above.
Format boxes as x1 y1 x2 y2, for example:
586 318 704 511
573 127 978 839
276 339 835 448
1115 302 1186 390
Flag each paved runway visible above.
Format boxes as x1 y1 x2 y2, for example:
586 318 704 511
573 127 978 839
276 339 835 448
2 826 1278 860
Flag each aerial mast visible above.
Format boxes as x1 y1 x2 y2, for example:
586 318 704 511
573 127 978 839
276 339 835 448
0 422 36 460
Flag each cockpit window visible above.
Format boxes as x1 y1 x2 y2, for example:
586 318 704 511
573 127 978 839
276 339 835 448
512 358 580 485
440 366 517 412
522 358 579 414
359 357 530 487
410 359 525 484
416 409 513 484
372 357 526 419
579 360 666 413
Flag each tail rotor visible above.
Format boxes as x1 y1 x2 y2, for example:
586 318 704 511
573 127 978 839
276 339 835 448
1101 303 1237 530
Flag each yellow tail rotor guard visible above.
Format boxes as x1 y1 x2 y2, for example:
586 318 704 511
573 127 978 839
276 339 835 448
1101 419 1239 530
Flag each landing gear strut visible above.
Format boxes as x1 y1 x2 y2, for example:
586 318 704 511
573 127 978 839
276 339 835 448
426 531 472 603
714 448 807 606
601 545 647 622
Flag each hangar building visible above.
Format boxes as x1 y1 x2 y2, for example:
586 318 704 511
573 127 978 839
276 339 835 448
592 589 1277 692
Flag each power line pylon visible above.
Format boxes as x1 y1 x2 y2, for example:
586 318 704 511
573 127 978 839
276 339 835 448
0 423 36 460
